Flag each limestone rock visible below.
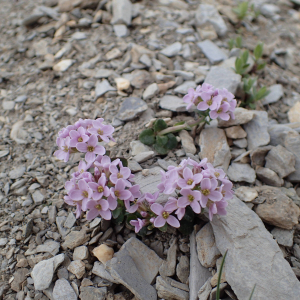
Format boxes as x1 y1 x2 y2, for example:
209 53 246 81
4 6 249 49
117 97 148 122
67 260 85 279
79 286 106 300
189 230 211 300
156 276 189 300
218 107 254 127
53 278 77 300
256 166 284 187
265 145 295 178
250 146 273 169
224 126 247 139
197 40 227 65
176 256 190 284
111 0 132 26
196 223 220 268
159 238 177 277
92 244 114 264
160 95 189 112
204 67 241 95
227 163 256 183
199 128 231 171
271 227 294 247
288 101 300 123
62 229 89 250
179 130 196 155
244 111 270 150
211 196 300 300
255 186 300 230
235 186 258 202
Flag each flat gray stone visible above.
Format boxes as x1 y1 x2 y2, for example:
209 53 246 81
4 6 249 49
271 227 294 247
156 276 189 300
106 250 157 300
92 262 118 283
244 111 270 150
143 83 159 100
199 128 231 171
36 240 60 256
111 0 132 25
189 230 211 300
174 81 196 95
227 163 256 183
265 145 296 178
95 80 116 99
113 24 128 37
160 42 182 57
196 4 227 37
256 166 284 187
133 151 155 163
179 130 196 155
262 84 283 105
9 166 26 179
117 97 148 121
218 107 254 127
196 223 220 268
53 279 77 300
235 186 258 202
31 254 65 290
176 256 190 284
204 66 241 94
211 196 300 300
159 238 177 277
160 95 189 112
118 237 163 284
79 286 106 300
197 40 227 65
32 190 45 204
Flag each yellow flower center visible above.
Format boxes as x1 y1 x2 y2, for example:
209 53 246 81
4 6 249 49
114 190 120 197
82 191 88 198
95 204 102 210
217 108 222 113
188 195 194 202
202 189 210 196
63 146 69 152
194 96 203 106
78 137 83 142
117 173 123 179
214 172 220 178
162 212 169 219
80 169 84 173
98 129 103 135
133 199 138 204
187 179 194 185
97 186 104 193
87 146 95 152
207 99 213 106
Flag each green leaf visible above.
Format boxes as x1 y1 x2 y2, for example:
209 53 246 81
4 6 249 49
254 43 263 61
257 61 266 71
154 119 168 133
228 39 235 50
255 86 270 101
154 143 169 155
249 284 256 300
139 129 155 145
113 209 125 224
174 121 185 126
235 57 243 74
156 135 168 147
137 226 148 237
235 36 242 48
112 207 123 219
233 1 249 20
216 250 228 300
126 213 137 225
242 50 249 64
178 219 194 235
165 133 177 150
158 223 168 232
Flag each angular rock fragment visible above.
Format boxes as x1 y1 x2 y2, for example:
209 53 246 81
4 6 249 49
244 111 270 150
156 276 189 300
211 196 300 300
197 40 227 65
235 186 258 202
179 130 196 155
255 186 300 230
160 95 189 112
196 223 220 268
160 42 182 57
117 97 148 121
227 163 256 183
53 278 77 300
176 256 190 284
159 238 177 277
218 107 254 127
79 286 107 300
111 0 132 26
199 128 231 171
271 227 294 247
256 166 284 187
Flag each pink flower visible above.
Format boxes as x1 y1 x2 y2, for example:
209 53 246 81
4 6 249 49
151 203 180 228
88 174 110 200
157 169 178 194
197 92 221 111
199 178 222 207
183 88 196 110
209 102 231 121
88 119 115 143
110 179 132 201
109 165 131 187
69 179 93 211
76 134 105 163
72 161 92 178
164 197 186 220
178 189 201 214
200 83 215 93
64 195 82 218
208 199 228 221
130 218 146 233
54 137 71 162
86 199 111 220
144 191 159 204
177 167 203 189
69 127 89 147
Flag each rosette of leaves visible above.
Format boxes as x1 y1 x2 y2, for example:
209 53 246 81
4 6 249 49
139 119 178 155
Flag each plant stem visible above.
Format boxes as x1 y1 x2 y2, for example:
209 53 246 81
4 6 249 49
157 116 206 136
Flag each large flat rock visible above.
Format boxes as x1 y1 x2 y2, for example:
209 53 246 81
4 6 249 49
211 196 300 300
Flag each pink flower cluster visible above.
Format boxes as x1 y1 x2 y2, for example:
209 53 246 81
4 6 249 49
54 118 114 163
183 83 237 121
64 155 140 221
127 158 233 233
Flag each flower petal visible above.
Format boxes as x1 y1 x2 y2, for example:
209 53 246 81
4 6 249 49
167 215 180 228
154 216 166 228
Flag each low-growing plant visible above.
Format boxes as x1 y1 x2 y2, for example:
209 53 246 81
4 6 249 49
234 49 250 75
139 83 237 155
54 114 235 235
232 1 260 23
253 42 266 71
228 36 243 50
